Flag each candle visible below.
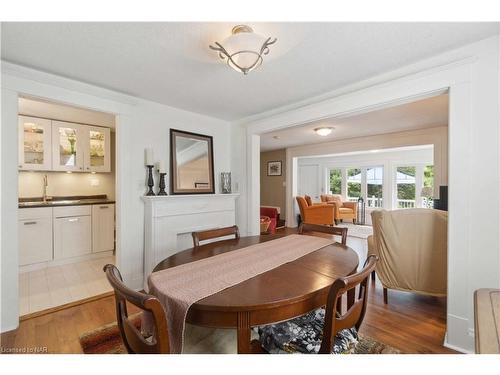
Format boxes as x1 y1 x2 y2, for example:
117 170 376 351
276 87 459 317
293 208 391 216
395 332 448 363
158 161 166 174
145 148 153 166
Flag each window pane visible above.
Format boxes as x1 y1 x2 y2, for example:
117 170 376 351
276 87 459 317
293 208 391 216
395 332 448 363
347 168 361 201
396 166 416 208
367 166 383 208
329 169 342 194
422 165 434 208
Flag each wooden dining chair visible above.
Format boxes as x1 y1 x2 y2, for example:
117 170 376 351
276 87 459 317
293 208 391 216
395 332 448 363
191 225 240 247
257 255 378 354
103 264 170 354
298 222 348 245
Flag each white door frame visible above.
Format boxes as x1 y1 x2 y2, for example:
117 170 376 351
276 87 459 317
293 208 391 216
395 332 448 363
242 48 493 353
1 62 135 333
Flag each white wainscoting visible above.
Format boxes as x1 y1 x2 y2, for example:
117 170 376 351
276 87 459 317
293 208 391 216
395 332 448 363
142 194 239 289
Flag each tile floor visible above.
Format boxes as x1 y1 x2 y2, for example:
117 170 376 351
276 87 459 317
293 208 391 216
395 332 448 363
19 255 114 316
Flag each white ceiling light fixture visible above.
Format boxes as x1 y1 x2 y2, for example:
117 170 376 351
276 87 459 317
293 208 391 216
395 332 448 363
209 25 277 75
314 127 333 136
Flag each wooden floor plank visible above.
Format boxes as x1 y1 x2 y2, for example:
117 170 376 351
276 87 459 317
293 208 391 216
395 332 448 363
1 228 457 354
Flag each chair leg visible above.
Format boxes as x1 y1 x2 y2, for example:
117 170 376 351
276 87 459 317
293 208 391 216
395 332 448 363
371 270 376 281
383 288 388 304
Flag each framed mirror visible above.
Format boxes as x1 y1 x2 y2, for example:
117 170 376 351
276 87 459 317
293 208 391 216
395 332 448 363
170 129 215 194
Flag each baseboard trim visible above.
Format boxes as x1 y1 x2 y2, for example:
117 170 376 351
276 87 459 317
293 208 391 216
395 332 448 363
19 291 113 321
443 332 474 354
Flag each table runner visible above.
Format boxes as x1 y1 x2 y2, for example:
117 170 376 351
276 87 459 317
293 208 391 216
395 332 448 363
147 234 333 353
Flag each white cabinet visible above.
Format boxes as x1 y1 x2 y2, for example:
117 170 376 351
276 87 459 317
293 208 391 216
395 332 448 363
18 207 53 266
51 120 85 172
53 206 92 260
83 126 111 173
92 204 115 252
28 118 112 173
18 115 53 171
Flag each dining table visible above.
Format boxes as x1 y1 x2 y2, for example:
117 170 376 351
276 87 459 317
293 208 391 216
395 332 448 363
153 232 359 353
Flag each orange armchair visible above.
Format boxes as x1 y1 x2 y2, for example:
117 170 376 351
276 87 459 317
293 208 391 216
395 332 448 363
320 194 357 224
296 196 335 225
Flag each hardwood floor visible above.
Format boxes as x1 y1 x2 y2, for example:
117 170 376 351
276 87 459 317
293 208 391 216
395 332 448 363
1 228 456 354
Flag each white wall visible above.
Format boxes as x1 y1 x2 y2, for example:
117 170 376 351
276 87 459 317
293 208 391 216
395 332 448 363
0 62 231 332
235 36 500 353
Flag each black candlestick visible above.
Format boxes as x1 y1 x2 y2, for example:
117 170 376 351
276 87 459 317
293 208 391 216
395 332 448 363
158 173 167 195
146 165 155 196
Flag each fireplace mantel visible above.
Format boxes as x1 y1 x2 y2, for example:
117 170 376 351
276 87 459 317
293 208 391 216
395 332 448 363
142 194 239 288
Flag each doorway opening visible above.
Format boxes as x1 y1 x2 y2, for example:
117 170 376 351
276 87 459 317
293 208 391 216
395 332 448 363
18 96 118 316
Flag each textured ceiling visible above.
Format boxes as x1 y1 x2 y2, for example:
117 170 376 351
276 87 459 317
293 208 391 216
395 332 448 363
2 22 498 120
261 94 448 151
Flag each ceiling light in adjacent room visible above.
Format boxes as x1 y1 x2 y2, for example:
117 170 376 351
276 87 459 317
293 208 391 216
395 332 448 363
314 127 333 136
209 25 277 75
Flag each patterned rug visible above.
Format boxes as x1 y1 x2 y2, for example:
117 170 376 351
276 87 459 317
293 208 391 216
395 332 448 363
79 316 399 354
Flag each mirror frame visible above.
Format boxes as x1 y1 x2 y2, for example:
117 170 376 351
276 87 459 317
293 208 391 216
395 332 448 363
170 128 215 195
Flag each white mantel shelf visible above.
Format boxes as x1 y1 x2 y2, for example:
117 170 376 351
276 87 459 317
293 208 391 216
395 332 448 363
142 193 239 201
142 193 239 288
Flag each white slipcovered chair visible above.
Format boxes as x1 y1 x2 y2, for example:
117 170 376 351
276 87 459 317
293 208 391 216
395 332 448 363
367 208 448 303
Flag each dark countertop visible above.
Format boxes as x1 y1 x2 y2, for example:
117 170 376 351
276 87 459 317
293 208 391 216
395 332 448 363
18 195 115 209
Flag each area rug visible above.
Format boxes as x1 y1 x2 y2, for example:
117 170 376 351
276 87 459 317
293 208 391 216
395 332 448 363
79 316 399 354
336 223 373 239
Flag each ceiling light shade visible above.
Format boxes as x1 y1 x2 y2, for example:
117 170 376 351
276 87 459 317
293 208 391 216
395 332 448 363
314 127 333 136
209 25 277 75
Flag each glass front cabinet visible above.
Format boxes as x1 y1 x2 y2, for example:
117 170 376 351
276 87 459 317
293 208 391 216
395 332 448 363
18 116 111 173
18 115 53 171
83 126 111 173
52 121 85 172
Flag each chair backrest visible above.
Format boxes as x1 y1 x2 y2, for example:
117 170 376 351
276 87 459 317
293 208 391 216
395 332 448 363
319 255 378 354
295 196 308 219
298 222 348 245
192 225 240 247
370 208 447 296
304 195 313 206
103 264 170 354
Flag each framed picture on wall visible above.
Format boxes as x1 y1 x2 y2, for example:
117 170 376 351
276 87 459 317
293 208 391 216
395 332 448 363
267 161 282 176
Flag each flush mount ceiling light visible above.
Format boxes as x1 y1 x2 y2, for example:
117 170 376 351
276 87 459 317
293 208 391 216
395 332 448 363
314 127 333 136
209 25 277 75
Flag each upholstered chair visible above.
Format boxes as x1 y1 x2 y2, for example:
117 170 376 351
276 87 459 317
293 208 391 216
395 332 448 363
320 194 358 224
367 209 448 304
296 196 335 226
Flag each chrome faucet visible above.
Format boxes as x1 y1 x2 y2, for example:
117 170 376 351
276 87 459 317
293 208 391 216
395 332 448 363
42 174 49 203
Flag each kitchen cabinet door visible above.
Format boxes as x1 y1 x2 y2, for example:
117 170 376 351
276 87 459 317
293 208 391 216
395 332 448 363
18 207 53 266
54 215 92 259
51 121 85 172
92 204 115 252
83 126 111 173
18 116 52 171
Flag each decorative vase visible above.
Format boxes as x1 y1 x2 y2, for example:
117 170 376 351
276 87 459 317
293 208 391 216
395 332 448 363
221 172 231 194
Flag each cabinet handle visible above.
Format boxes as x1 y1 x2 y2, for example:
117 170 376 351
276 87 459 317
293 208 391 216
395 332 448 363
99 206 108 209
68 218 79 222
79 167 83 170
24 221 37 225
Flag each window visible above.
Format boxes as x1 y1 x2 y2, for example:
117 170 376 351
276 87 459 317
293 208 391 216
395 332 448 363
396 166 416 208
367 167 383 208
347 168 361 201
329 169 342 194
422 165 434 208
